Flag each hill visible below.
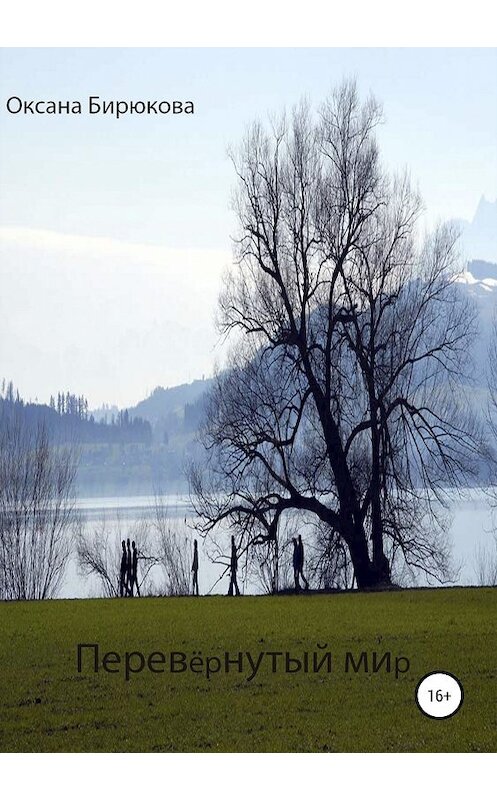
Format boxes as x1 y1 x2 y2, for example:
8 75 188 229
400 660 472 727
131 378 212 425
4 255 497 497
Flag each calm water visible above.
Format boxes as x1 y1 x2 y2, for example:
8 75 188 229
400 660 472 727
64 494 224 598
60 489 497 598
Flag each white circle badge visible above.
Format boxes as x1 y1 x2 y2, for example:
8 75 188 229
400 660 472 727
415 671 464 719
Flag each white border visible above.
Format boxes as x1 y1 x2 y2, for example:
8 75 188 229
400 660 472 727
1 1 496 46
0 753 495 797
0 0 495 787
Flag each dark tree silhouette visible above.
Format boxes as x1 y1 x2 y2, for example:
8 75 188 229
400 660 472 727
190 80 482 589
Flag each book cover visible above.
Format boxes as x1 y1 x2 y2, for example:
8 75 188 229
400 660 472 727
0 45 496 757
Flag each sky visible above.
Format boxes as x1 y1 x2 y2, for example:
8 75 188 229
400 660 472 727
0 48 496 407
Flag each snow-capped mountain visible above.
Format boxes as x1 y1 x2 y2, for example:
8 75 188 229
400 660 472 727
457 196 497 263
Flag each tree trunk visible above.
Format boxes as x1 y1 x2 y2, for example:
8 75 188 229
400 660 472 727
368 391 391 584
346 522 391 589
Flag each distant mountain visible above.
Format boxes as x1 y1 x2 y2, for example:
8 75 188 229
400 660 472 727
124 265 497 450
6 251 497 498
458 196 497 263
130 378 212 426
467 259 497 281
453 262 497 416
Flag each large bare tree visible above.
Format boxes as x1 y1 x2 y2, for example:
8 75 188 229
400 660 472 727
190 80 481 589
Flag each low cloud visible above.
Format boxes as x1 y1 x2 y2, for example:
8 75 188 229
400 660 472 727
0 226 231 407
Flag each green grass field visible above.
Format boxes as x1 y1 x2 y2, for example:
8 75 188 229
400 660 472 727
0 587 495 752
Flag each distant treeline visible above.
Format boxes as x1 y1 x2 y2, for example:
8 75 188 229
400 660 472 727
0 380 152 445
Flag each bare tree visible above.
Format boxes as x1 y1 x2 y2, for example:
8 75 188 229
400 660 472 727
76 517 124 598
76 512 160 597
152 497 193 595
472 536 497 586
310 520 355 590
77 514 158 597
190 80 481 589
76 496 195 598
0 414 77 600
247 514 299 594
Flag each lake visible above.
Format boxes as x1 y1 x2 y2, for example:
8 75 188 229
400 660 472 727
60 489 497 598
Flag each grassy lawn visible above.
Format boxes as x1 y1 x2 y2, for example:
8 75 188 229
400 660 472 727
0 587 496 752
